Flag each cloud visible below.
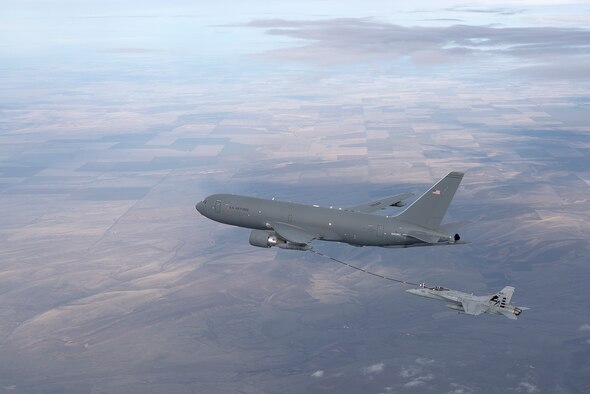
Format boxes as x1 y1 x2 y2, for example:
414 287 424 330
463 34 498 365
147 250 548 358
400 365 421 378
517 382 539 393
513 61 590 80
419 18 464 22
404 374 434 387
447 383 474 394
445 6 526 16
311 370 324 378
405 380 427 387
400 358 435 377
526 14 590 27
362 363 385 375
246 18 590 78
415 357 435 366
579 324 590 331
463 0 589 4
399 358 437 387
102 48 160 54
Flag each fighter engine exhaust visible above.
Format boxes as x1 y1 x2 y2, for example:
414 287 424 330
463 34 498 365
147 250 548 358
512 307 523 316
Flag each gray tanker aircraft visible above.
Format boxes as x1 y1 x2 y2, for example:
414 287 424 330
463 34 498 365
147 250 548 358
196 171 467 251
407 285 529 319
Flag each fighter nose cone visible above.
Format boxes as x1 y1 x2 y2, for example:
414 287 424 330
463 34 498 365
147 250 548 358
406 288 420 295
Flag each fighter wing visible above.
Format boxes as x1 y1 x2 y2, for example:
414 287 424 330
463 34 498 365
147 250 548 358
271 222 317 245
460 300 486 316
348 193 414 213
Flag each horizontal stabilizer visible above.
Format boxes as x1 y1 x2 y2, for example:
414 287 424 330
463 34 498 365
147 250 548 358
502 311 518 320
348 193 414 213
500 305 529 320
406 232 441 244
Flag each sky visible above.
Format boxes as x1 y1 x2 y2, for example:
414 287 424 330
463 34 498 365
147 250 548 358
2 1 590 71
1 1 590 393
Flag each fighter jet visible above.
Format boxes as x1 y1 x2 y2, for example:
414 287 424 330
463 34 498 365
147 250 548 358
195 171 468 251
406 285 529 319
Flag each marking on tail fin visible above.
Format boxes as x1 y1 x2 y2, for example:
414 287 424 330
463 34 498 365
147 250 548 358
395 171 464 229
490 286 515 308
499 286 515 305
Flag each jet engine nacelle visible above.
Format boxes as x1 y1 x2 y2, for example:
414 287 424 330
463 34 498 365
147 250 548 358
249 229 311 251
249 229 278 248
